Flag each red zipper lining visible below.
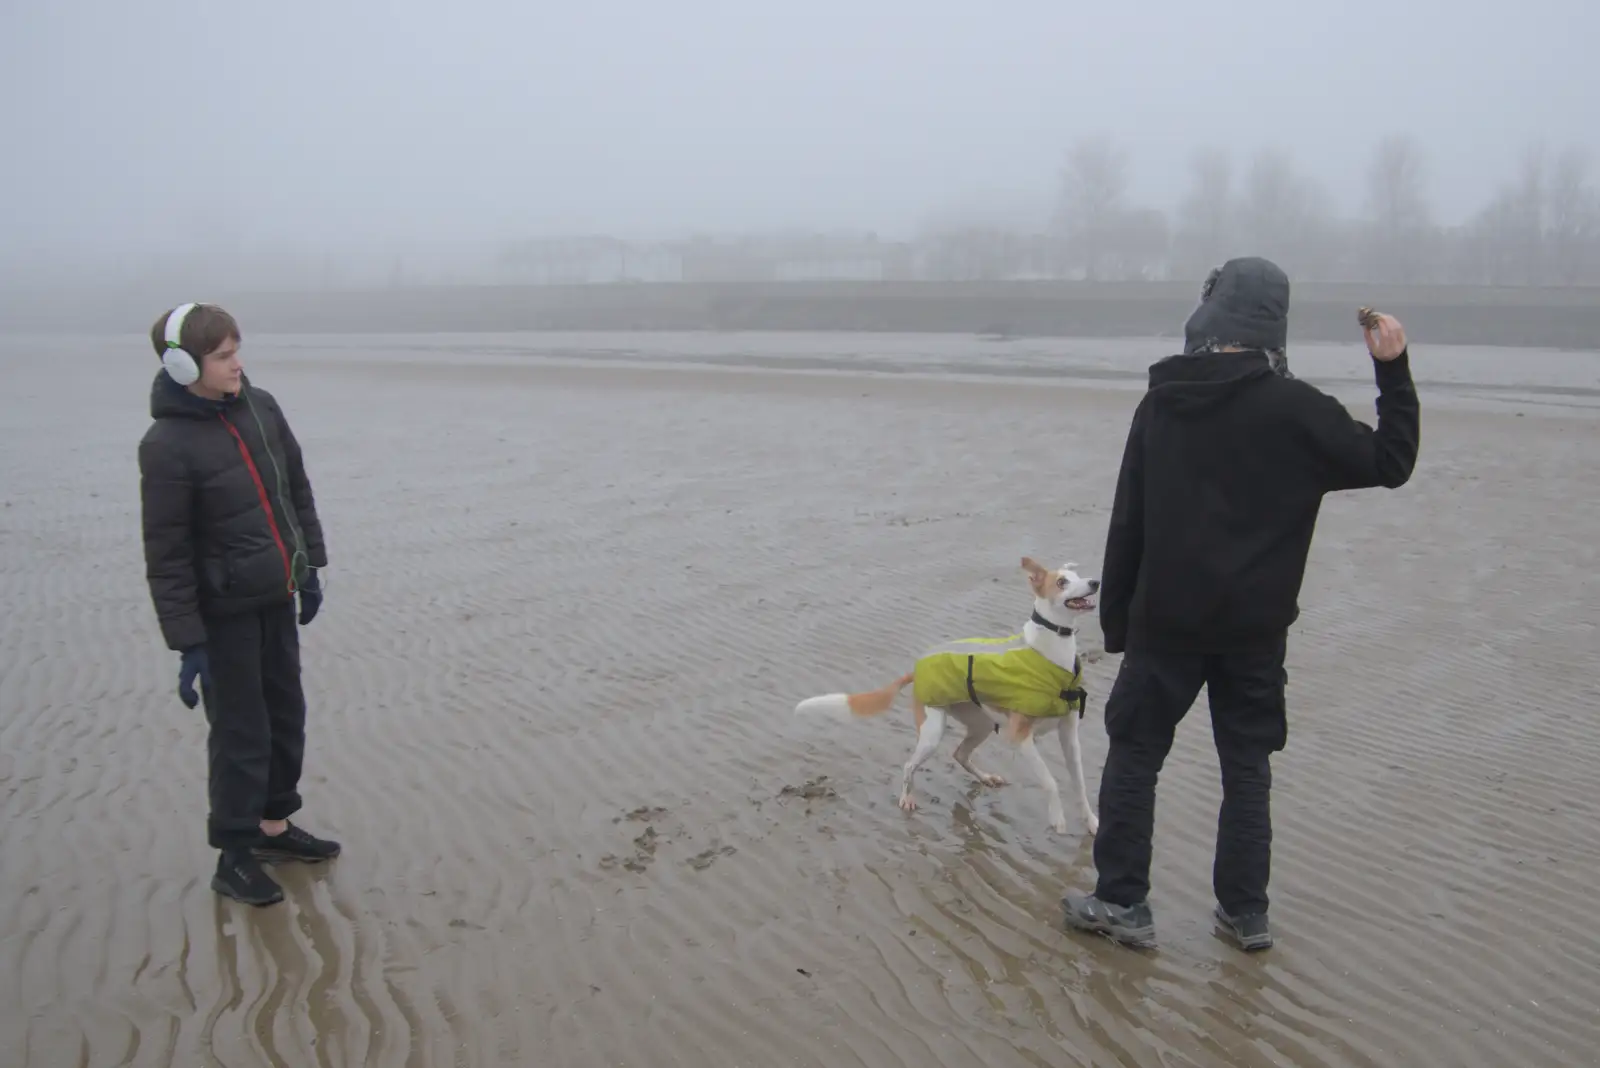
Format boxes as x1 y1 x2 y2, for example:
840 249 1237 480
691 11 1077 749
219 413 296 594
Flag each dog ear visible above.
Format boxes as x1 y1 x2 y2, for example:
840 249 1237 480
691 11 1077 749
1063 561 1078 572
1021 557 1048 592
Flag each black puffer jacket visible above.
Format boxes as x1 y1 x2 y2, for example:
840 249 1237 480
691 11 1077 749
138 372 328 651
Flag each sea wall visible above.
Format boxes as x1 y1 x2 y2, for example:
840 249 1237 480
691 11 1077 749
6 280 1598 348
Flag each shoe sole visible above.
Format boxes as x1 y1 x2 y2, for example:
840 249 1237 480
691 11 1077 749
251 847 339 864
1224 932 1273 951
211 875 284 907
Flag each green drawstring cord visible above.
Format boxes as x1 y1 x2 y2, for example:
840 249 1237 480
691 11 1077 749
241 384 310 592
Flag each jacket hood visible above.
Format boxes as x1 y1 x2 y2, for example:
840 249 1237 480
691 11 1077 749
149 369 247 420
1145 348 1277 416
1183 256 1290 354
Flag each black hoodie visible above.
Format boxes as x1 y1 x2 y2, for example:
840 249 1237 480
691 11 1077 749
1098 348 1419 655
137 371 327 651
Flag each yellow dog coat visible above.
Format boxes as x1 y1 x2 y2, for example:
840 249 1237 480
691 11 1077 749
912 633 1086 719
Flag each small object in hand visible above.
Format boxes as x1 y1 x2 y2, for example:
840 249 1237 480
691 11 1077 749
1357 306 1408 362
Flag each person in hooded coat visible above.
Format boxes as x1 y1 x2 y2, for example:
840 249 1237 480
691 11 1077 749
138 302 342 907
1061 257 1420 950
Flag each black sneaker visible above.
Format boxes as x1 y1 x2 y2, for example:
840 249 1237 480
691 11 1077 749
213 850 285 906
252 822 342 864
1061 892 1156 947
1214 905 1273 951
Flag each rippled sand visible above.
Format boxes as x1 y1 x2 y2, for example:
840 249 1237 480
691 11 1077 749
2 333 1597 1067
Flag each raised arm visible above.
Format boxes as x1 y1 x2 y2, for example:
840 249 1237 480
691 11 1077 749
1300 314 1420 492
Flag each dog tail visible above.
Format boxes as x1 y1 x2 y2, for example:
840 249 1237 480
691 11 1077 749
794 672 915 724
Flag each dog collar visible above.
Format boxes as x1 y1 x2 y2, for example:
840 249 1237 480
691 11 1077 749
1030 610 1074 637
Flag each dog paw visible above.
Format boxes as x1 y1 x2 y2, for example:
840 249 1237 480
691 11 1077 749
977 773 1007 788
1084 815 1100 836
1049 811 1069 835
898 796 918 813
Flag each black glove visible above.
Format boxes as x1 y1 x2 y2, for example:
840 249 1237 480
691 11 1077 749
178 645 211 709
298 567 323 626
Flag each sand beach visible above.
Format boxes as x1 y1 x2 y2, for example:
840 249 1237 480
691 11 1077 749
2 330 1596 1067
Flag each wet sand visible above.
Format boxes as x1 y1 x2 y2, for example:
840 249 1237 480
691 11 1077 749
3 333 1598 1067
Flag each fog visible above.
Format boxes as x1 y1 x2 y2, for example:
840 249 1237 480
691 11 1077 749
3 0 1597 292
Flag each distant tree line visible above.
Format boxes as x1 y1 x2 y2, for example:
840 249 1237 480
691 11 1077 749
920 134 1600 287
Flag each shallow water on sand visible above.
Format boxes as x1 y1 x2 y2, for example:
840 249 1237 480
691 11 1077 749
3 332 1598 1067
255 328 1600 413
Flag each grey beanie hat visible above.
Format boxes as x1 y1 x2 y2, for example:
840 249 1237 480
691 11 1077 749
1182 256 1291 354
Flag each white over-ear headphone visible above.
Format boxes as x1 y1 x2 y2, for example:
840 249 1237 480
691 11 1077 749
161 302 202 385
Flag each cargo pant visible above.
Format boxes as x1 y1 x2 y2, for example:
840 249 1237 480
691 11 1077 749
1092 635 1288 917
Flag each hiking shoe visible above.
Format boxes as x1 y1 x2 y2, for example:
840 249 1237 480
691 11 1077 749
213 850 285 906
252 822 342 864
1214 905 1273 951
1061 892 1156 947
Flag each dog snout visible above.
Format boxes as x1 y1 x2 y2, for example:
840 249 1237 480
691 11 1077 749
1087 579 1101 593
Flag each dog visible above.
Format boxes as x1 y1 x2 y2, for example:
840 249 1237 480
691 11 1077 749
794 557 1101 835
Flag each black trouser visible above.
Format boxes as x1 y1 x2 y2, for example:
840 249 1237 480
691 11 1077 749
1093 636 1288 916
199 600 307 851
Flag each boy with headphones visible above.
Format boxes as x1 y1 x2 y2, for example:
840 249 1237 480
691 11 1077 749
138 302 340 906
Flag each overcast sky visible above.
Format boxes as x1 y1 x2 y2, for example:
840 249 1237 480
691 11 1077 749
2 0 1596 270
